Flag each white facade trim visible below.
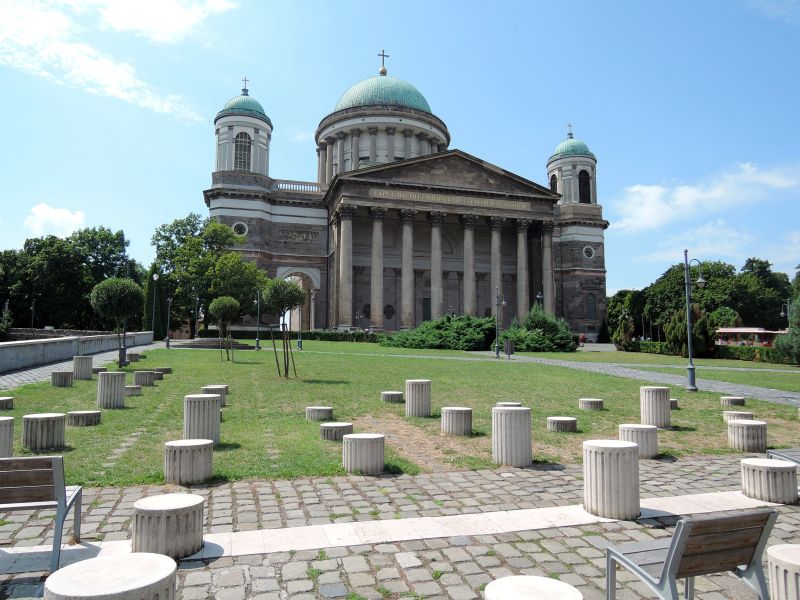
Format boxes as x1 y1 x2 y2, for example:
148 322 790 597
277 267 321 290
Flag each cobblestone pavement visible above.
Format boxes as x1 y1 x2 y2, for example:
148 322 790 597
4 454 797 599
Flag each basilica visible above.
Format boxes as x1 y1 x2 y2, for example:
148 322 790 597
203 59 608 338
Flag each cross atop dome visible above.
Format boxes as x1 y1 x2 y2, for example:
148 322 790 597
378 49 389 76
567 122 574 139
242 76 249 95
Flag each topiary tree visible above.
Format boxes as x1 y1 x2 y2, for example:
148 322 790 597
263 279 306 376
208 296 240 361
90 278 145 366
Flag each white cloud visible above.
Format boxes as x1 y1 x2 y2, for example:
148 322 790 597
747 0 800 22
24 203 85 237
765 230 800 278
611 163 800 232
640 220 756 263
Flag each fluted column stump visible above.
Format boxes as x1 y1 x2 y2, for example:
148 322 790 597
22 413 66 451
183 394 221 445
721 396 746 407
0 416 13 458
441 407 472 436
201 385 228 406
640 386 670 428
97 372 126 409
381 391 404 403
0 397 13 410
741 458 797 504
125 385 142 397
547 417 577 433
492 406 532 467
405 379 431 417
728 419 767 452
320 422 353 441
67 410 101 427
342 433 385 475
153 371 164 381
164 440 213 485
92 366 107 375
619 424 658 458
670 398 679 410
134 371 156 387
497 401 522 408
51 371 73 388
306 406 333 421
767 544 800 600
578 398 604 411
155 367 173 375
132 493 204 559
485 575 584 600
723 410 754 423
72 356 93 380
126 352 140 363
583 439 640 520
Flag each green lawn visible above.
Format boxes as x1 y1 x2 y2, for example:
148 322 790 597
4 341 799 487
527 350 799 370
632 366 800 393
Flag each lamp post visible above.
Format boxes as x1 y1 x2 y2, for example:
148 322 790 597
683 249 707 392
165 296 172 349
780 298 792 325
151 273 159 335
194 295 201 339
494 286 506 358
254 290 261 350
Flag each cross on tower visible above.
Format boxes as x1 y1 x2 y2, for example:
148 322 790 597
242 76 249 89
378 49 389 68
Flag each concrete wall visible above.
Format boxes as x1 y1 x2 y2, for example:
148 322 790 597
0 332 153 374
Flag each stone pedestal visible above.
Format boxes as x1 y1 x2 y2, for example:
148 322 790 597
741 458 798 504
132 493 204 559
721 396 746 407
381 391 404 403
0 397 13 410
201 385 228 406
583 439 640 520
134 371 156 387
405 379 432 417
126 352 140 362
0 416 13 458
72 356 93 380
639 386 670 428
153 371 164 381
547 417 577 433
184 394 221 445
670 398 679 410
125 385 142 397
97 372 126 409
578 398 603 411
155 367 172 375
22 413 66 451
728 419 767 452
164 440 213 485
320 422 353 441
723 410 754 423
342 433 384 475
496 402 522 407
67 411 101 427
492 406 532 467
91 366 107 374
306 406 333 421
618 424 658 458
441 407 472 436
43 553 177 600
485 575 584 600
767 544 800 600
51 371 73 388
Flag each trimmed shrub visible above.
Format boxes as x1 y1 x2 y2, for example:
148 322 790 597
381 315 495 351
717 344 794 365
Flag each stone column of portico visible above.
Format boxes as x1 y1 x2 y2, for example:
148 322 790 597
325 137 334 182
417 133 429 156
461 214 477 315
369 208 386 331
403 129 413 159
400 209 416 328
350 128 361 171
335 132 346 174
516 219 531 321
337 205 357 327
542 222 556 315
430 140 439 153
489 217 505 314
386 127 396 161
316 146 323 184
368 127 378 162
429 212 445 320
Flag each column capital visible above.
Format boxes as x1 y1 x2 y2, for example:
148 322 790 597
350 127 362 137
460 214 478 228
317 143 326 152
399 208 417 223
369 207 386 221
368 126 378 135
428 211 446 225
324 136 335 145
335 131 346 140
402 128 414 138
337 204 357 220
515 218 532 232
488 216 506 230
541 220 555 234
415 132 428 141
385 126 396 136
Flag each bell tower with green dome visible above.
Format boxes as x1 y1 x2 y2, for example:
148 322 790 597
546 126 597 205
213 81 273 178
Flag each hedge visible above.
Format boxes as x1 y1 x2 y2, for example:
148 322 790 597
198 329 381 343
715 345 793 365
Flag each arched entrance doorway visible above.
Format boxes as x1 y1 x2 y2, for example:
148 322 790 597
276 267 319 331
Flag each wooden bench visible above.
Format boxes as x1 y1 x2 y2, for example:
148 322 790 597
606 508 777 600
767 448 800 465
0 456 82 572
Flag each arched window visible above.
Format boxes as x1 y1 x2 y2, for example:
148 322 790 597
234 132 252 172
586 294 597 320
578 170 591 203
549 174 558 192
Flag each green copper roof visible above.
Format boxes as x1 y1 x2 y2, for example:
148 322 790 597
549 134 595 161
334 75 432 113
216 89 272 126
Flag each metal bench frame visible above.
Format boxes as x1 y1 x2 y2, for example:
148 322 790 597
605 508 777 600
0 456 82 572
767 448 800 465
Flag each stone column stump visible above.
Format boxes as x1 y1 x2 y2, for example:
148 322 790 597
92 366 107 375
97 372 126 409
0 416 13 458
201 385 228 406
134 371 156 387
619 424 658 458
51 371 73 388
405 379 432 417
484 575 584 600
0 397 13 410
153 371 164 381
22 413 66 451
183 394 221 445
125 385 142 397
578 398 603 411
492 406 532 467
132 493 204 559
767 544 800 600
728 419 767 452
126 352 140 363
43 553 177 600
670 398 679 410
342 433 385 475
723 410 754 423
721 396 746 407
320 422 353 441
496 401 523 407
72 356 93 380
441 407 473 436
164 440 213 485
67 411 101 427
381 391 404 403
583 439 640 520
306 406 333 421
547 417 578 433
741 458 798 504
640 386 670 428
155 367 173 375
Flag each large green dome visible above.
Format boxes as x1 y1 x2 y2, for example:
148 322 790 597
216 89 272 126
334 75 432 113
549 134 595 161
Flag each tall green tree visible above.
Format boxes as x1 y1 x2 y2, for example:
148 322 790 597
90 278 145 365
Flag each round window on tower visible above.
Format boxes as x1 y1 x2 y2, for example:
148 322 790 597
583 246 595 259
233 222 248 236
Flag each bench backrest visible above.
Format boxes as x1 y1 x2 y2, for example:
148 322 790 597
668 509 777 580
0 456 65 506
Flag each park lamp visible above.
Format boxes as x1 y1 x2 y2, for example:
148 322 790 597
683 250 706 392
494 286 506 358
780 298 791 322
151 273 159 336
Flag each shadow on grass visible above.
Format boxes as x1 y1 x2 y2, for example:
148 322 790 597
302 379 350 385
215 442 242 451
654 453 678 462
669 425 696 432
228 361 261 365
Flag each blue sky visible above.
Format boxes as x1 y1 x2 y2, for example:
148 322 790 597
1 0 799 293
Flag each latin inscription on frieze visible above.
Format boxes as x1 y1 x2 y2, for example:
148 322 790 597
370 189 530 211
278 228 319 243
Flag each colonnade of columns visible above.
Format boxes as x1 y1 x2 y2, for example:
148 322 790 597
335 205 556 330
